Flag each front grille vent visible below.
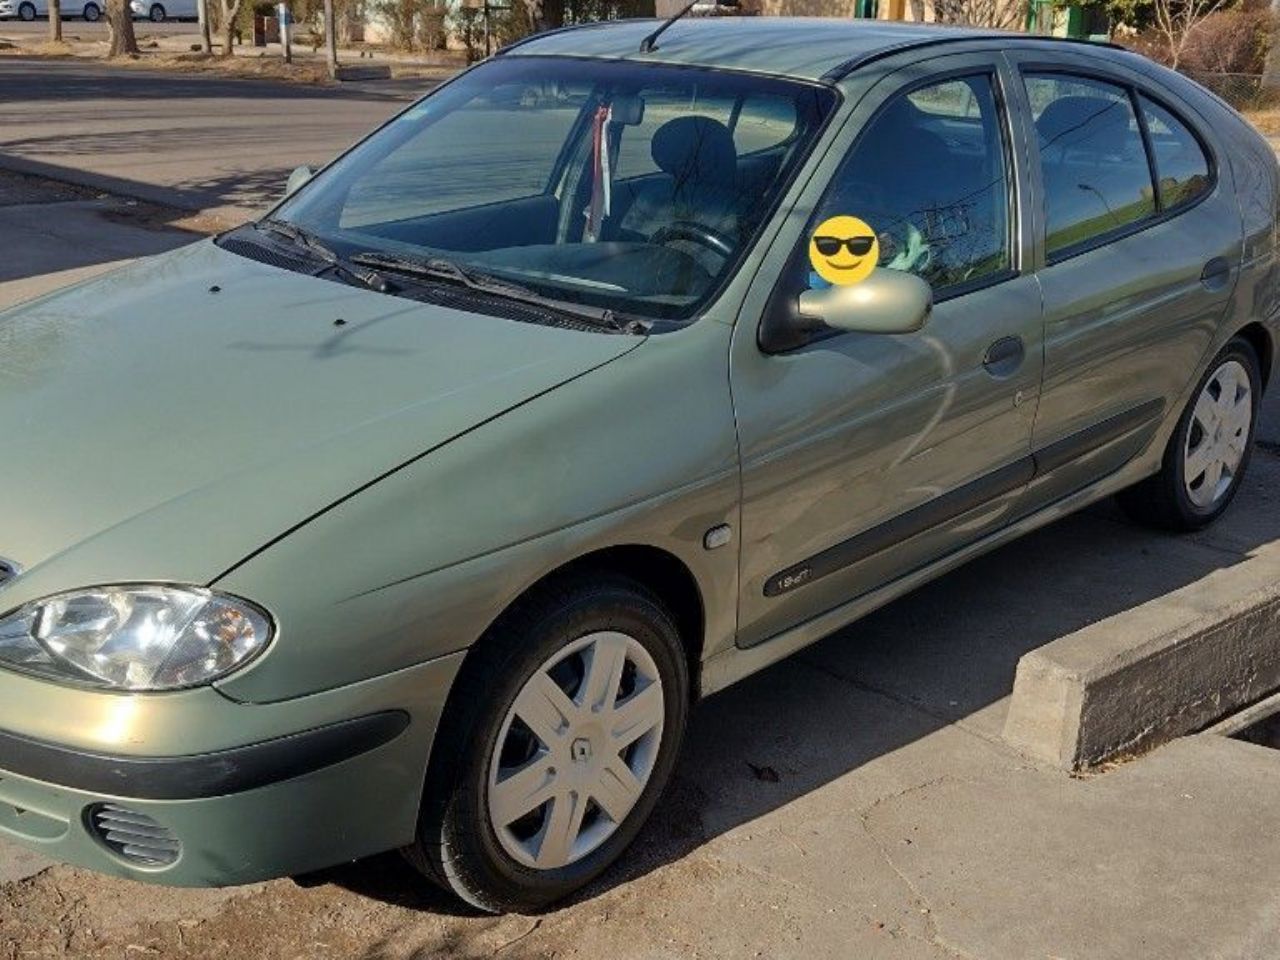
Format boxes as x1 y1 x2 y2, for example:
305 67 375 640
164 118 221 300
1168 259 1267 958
0 560 15 588
87 804 181 867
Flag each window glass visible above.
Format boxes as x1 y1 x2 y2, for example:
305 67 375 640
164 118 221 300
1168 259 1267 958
1025 74 1155 256
273 57 837 322
614 90 736 180
1139 95 1211 209
342 80 590 227
733 94 800 155
811 74 1012 292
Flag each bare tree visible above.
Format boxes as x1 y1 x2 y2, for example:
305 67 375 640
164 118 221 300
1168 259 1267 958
1152 0 1228 68
931 0 1025 29
48 0 62 43
216 0 244 55
106 0 139 55
520 0 562 32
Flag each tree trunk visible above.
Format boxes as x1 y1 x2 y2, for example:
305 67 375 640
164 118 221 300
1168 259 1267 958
221 19 235 56
197 0 212 54
48 0 62 43
323 0 337 78
1263 0 1280 89
106 0 139 56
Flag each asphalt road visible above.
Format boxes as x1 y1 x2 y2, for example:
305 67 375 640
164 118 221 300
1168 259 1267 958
0 58 429 218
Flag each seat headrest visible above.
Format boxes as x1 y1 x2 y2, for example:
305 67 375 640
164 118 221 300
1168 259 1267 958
651 116 737 184
1036 96 1130 153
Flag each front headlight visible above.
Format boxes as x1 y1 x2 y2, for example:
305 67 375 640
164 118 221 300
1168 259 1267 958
0 585 272 691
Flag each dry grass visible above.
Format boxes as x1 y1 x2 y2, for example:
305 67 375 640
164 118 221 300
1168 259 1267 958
1241 106 1280 137
0 41 458 85
0 39 76 57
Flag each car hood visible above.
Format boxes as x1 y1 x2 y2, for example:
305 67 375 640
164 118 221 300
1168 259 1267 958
0 240 641 601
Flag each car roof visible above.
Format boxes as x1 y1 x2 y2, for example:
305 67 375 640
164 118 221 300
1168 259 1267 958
501 17 1121 82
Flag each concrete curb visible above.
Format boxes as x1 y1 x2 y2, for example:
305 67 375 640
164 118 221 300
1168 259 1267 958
1004 538 1280 770
0 153 255 226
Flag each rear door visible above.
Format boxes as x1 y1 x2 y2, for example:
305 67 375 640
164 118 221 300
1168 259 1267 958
1002 51 1242 508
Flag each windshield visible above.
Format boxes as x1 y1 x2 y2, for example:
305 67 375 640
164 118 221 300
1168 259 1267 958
272 56 836 322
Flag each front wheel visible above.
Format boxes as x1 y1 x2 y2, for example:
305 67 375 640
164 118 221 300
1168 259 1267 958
148 3 164 19
17 2 36 20
1118 337 1262 531
80 1 99 19
404 574 689 913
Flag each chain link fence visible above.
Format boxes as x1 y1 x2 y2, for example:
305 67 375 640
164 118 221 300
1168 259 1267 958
1182 71 1275 110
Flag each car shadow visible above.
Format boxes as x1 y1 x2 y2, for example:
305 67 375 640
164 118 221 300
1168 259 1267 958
319 388 1280 920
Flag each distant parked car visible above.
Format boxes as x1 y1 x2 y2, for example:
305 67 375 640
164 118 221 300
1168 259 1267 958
129 0 195 21
0 0 103 20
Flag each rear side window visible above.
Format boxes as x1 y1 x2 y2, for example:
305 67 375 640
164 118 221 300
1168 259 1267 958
1139 94 1212 209
1025 74 1155 257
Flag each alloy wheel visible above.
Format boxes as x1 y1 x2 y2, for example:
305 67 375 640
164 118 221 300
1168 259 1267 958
487 630 665 871
1183 358 1252 509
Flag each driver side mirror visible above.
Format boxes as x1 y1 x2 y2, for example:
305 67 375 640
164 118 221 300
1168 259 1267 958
797 269 932 335
284 165 314 198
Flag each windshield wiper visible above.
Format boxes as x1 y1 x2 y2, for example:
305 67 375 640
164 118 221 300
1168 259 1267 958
349 251 633 333
256 219 390 293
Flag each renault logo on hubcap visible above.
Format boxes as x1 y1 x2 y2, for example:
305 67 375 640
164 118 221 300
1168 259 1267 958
571 738 592 763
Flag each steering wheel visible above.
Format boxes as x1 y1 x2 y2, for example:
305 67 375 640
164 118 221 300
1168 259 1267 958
650 221 736 261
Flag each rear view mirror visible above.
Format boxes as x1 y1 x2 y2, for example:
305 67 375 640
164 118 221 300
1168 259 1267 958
797 269 932 335
285 165 314 198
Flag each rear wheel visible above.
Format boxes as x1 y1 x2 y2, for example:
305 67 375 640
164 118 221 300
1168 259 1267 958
1118 337 1261 531
404 574 689 913
80 1 99 19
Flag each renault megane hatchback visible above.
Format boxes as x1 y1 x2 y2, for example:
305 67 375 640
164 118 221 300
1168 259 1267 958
0 17 1275 913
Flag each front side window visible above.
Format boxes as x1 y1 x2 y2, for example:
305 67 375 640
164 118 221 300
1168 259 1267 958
270 57 836 322
809 73 1013 293
1025 74 1155 257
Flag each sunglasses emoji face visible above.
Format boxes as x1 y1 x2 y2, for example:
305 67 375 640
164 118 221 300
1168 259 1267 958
809 215 879 286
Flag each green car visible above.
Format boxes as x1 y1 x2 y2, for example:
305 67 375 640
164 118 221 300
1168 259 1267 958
0 17 1275 913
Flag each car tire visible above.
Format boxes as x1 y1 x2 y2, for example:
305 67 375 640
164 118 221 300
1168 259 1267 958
1117 336 1262 532
18 2 35 19
148 3 163 20
403 573 690 913
81 1 99 19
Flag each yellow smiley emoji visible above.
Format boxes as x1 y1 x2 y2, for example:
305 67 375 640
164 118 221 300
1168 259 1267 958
809 215 880 286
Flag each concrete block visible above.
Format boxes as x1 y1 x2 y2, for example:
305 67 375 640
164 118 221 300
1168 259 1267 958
1004 539 1280 770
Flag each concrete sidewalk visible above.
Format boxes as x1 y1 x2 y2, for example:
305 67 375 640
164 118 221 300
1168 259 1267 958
3 182 1280 959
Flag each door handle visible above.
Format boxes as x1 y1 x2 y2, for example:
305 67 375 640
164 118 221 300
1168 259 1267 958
1200 257 1230 292
983 336 1025 378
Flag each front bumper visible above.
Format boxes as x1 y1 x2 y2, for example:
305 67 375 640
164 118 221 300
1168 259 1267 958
0 651 464 886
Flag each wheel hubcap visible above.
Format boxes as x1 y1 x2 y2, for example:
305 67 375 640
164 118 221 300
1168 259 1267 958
487 631 664 870
1183 359 1252 509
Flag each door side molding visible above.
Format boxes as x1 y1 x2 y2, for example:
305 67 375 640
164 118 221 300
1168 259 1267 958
762 398 1167 598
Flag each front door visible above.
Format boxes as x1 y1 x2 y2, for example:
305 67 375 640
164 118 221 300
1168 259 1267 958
731 54 1044 649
